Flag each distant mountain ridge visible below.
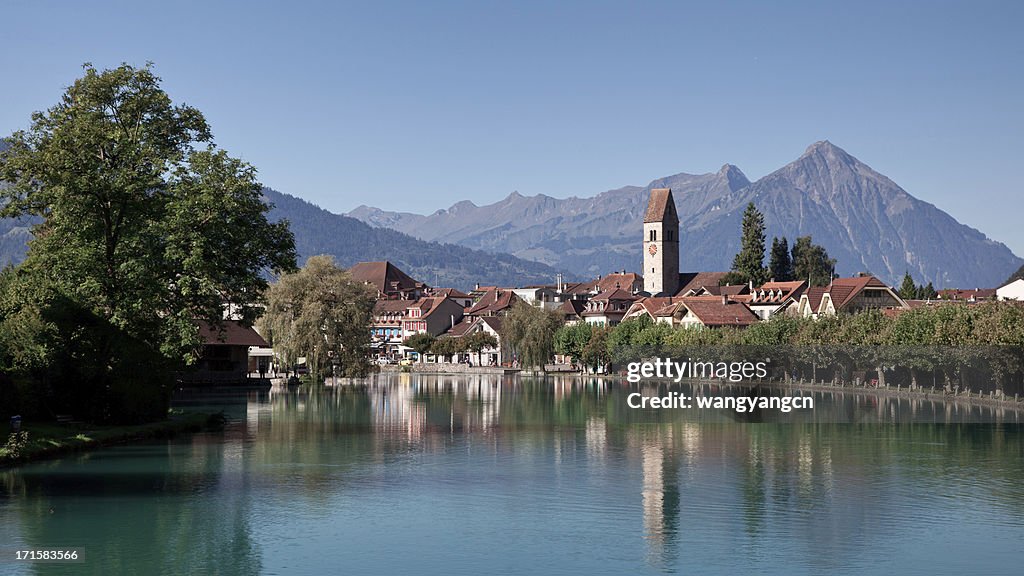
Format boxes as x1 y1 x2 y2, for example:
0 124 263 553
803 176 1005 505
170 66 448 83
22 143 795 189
263 188 565 289
348 142 1022 288
0 145 568 287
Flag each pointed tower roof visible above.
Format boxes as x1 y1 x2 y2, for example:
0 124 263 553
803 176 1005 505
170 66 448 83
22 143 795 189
644 188 678 223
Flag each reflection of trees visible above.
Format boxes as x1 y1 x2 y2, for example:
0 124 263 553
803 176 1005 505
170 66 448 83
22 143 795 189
3 377 1023 575
4 437 262 575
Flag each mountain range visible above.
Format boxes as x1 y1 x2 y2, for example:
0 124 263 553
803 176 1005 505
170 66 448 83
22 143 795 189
2 139 1020 290
348 141 1022 288
262 189 563 288
0 187 564 289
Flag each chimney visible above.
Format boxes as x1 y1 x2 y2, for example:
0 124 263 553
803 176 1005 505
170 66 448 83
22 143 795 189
721 294 728 305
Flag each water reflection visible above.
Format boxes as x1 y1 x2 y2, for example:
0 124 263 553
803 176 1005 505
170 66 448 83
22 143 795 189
1 373 1022 575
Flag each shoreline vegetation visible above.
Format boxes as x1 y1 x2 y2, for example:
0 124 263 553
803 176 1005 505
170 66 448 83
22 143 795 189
0 411 225 468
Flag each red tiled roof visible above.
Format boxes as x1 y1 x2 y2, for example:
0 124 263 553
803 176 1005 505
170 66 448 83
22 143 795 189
467 288 519 316
804 286 827 313
644 188 678 223
677 272 731 296
445 317 476 338
558 299 587 318
579 272 644 294
478 316 503 334
634 296 679 314
349 261 423 295
198 320 269 347
592 288 640 302
937 288 996 301
826 276 890 310
433 287 473 299
561 282 594 295
652 301 686 317
374 299 411 314
680 298 759 327
751 280 807 304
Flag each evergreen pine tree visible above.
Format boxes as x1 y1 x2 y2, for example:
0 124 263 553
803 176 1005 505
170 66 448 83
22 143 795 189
730 202 768 285
768 237 794 282
898 271 917 300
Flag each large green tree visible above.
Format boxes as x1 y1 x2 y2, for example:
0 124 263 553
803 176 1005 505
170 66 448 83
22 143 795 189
791 235 836 287
260 255 375 382
0 64 296 421
403 333 436 362
502 301 562 369
554 322 592 364
730 202 768 285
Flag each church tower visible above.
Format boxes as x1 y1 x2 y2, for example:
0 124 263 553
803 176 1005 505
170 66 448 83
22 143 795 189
643 188 680 296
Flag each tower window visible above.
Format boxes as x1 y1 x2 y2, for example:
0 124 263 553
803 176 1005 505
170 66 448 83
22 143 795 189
668 230 674 241
649 230 657 242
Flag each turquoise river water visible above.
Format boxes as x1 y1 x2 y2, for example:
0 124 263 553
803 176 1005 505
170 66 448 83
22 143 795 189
2 372 1023 575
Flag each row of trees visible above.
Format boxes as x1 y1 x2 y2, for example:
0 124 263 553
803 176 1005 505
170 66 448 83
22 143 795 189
547 302 1024 394
0 64 296 422
897 272 939 300
724 203 836 286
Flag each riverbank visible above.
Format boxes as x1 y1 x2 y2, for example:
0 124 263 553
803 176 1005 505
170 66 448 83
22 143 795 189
0 411 225 467
380 364 520 375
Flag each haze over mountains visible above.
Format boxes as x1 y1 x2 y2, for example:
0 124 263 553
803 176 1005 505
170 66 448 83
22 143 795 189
349 141 1022 288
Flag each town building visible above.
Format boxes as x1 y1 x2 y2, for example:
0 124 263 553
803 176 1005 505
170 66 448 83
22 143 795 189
794 275 908 317
400 296 464 340
672 296 760 329
936 288 996 302
182 320 271 384
582 288 640 327
997 279 1024 301
747 280 807 320
429 287 474 308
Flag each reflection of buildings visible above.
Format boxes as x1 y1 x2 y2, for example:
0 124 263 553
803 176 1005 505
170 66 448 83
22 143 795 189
639 428 681 568
366 373 504 440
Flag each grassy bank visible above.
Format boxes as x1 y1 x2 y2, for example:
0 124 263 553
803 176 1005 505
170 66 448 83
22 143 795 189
1 411 225 467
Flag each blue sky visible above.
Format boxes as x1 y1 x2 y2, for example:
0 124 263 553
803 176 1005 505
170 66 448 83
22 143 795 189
2 1 1022 255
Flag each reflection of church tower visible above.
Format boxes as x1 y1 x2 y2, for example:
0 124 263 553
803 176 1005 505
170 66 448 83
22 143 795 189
643 188 680 296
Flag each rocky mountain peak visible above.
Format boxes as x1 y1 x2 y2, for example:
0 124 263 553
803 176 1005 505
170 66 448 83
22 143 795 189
799 140 860 168
717 163 751 190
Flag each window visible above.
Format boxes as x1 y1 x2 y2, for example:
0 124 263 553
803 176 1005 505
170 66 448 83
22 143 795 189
649 230 657 242
668 230 674 241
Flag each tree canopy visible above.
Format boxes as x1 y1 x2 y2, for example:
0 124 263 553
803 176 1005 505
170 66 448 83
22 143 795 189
0 63 296 421
791 236 836 287
502 301 562 369
260 255 375 382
